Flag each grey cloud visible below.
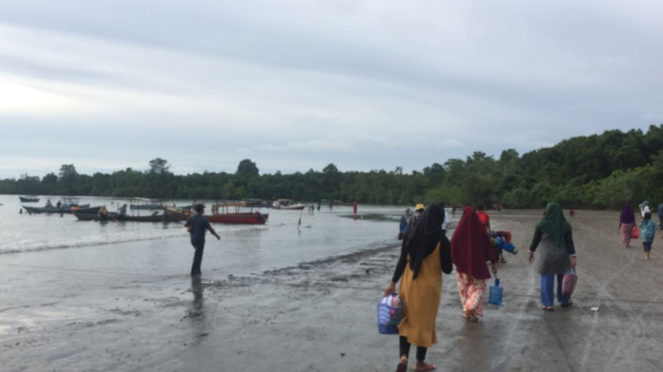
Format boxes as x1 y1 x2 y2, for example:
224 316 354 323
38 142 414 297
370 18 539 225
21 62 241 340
0 0 662 177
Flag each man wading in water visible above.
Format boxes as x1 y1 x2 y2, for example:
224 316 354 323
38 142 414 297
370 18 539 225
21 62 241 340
185 204 220 276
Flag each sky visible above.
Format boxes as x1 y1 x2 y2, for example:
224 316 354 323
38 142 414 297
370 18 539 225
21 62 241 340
1 0 662 178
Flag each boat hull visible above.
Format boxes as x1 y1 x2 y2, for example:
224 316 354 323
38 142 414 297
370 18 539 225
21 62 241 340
74 212 118 221
276 205 305 210
19 197 40 203
207 212 269 224
23 205 98 214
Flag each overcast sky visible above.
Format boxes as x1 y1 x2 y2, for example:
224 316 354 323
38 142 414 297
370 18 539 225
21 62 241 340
1 0 662 178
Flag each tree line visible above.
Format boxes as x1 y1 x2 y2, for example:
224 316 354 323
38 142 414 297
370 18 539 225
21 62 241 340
3 125 663 209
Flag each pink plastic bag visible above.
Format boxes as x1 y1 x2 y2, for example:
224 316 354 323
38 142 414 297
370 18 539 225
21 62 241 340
562 269 577 298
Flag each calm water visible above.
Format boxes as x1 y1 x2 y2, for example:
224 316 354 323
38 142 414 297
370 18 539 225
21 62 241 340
0 195 406 277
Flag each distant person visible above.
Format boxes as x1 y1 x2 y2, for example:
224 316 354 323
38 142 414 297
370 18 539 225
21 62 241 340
399 208 413 240
451 203 457 218
639 201 650 219
640 212 657 260
353 200 358 220
99 206 109 221
451 206 497 322
329 199 333 211
118 204 127 221
476 205 491 233
441 204 449 236
657 202 663 229
569 209 576 217
317 201 321 211
619 202 636 248
19 208 22 214
46 199 53 208
528 203 576 311
385 204 452 372
412 204 425 227
56 200 62 210
185 204 220 276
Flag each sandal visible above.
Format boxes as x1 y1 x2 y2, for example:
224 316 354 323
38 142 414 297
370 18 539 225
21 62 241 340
468 309 479 322
395 363 407 372
560 301 574 308
541 306 554 311
414 362 436 371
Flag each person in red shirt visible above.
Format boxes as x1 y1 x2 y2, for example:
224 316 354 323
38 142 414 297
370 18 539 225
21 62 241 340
476 205 491 233
353 200 358 220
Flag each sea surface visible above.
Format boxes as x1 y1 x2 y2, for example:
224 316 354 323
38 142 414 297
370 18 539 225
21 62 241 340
0 194 404 277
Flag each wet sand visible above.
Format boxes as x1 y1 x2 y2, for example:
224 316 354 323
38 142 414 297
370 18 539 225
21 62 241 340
2 209 663 372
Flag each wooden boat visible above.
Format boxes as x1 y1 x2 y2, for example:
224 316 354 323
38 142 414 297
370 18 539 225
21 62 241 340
19 196 40 203
208 202 269 224
207 212 268 224
74 212 119 221
164 207 188 222
22 205 98 214
130 203 163 210
272 199 305 210
119 214 179 222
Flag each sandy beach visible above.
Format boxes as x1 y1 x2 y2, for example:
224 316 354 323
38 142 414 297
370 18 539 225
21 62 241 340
2 209 663 372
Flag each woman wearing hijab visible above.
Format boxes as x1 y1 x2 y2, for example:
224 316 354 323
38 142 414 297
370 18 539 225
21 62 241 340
619 202 636 248
639 201 650 218
528 202 577 311
451 206 498 322
385 204 452 372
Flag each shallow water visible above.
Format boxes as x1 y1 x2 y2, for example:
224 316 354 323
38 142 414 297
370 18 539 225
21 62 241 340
0 194 408 276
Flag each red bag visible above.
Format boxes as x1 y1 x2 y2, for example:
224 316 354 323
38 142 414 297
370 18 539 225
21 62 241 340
631 226 640 239
562 269 577 298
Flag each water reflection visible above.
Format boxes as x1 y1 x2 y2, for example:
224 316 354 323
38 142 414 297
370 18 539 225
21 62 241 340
186 275 208 345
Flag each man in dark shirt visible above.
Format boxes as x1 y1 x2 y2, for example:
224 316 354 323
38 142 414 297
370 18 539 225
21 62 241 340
185 204 220 276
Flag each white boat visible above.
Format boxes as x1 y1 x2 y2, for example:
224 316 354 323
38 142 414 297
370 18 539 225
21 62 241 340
272 199 305 210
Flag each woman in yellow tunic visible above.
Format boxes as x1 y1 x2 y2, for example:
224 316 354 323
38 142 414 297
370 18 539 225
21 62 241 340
385 204 452 372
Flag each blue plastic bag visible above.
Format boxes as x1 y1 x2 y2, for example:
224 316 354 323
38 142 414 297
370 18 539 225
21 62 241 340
377 294 404 334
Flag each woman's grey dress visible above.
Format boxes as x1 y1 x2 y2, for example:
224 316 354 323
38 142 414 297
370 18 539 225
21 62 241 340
529 228 575 275
537 233 571 275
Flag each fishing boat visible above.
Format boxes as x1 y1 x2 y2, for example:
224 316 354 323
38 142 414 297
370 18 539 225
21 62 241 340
74 212 119 221
208 202 269 224
22 205 99 214
272 199 305 210
19 196 40 203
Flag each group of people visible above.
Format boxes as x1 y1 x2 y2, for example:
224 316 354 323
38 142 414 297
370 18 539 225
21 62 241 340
386 202 577 371
620 201 662 260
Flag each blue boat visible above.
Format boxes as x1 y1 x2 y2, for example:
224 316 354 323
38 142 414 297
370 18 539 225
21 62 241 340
19 196 40 203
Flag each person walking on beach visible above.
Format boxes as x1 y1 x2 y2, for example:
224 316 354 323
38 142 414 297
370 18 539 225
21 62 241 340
639 201 650 219
528 202 577 311
451 206 497 322
185 204 220 276
353 200 358 220
657 202 663 229
640 212 657 260
441 206 449 236
385 204 452 372
619 202 636 248
398 208 413 240
476 205 491 233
